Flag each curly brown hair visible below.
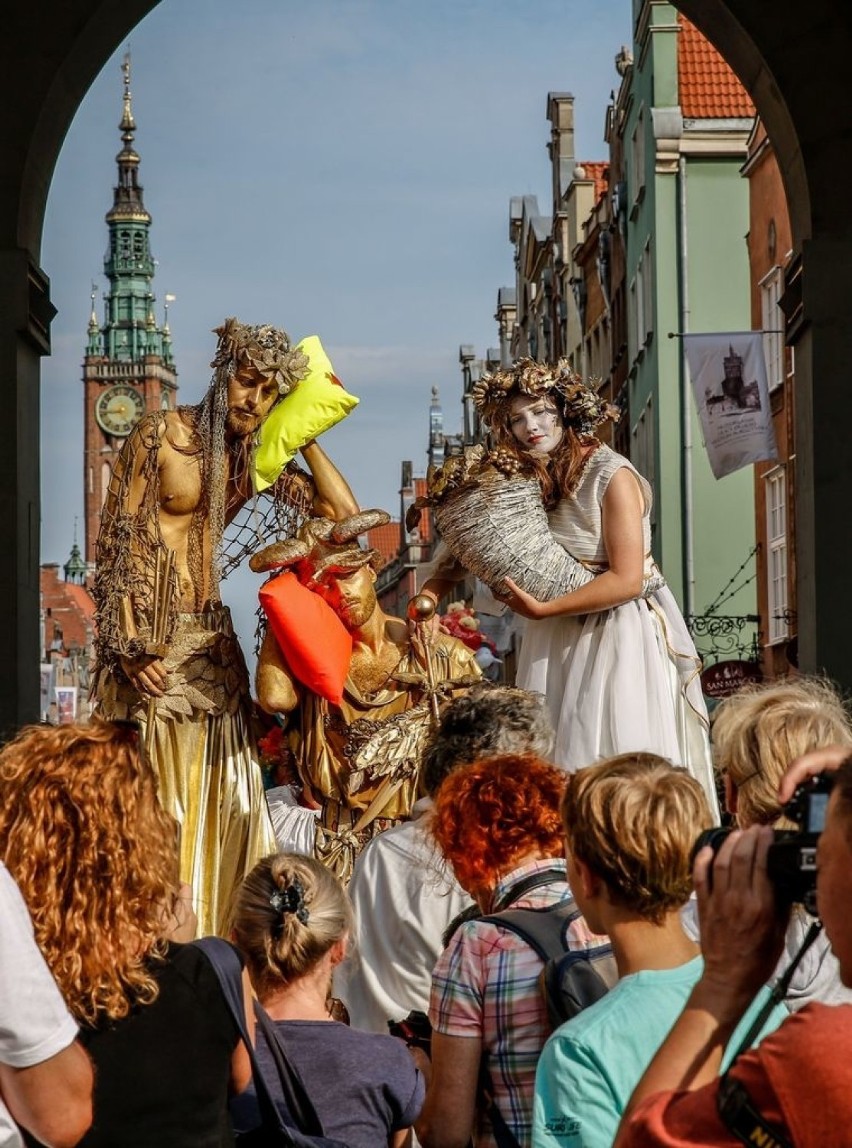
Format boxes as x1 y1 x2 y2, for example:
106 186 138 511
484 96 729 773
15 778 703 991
0 718 180 1024
431 753 566 894
561 752 713 925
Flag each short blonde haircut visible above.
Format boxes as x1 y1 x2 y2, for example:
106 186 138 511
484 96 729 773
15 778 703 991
713 676 852 828
561 753 713 925
230 853 352 999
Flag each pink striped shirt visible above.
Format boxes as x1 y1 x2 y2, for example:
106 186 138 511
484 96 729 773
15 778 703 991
429 858 604 1148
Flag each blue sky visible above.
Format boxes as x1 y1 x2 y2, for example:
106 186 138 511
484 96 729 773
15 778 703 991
41 0 631 642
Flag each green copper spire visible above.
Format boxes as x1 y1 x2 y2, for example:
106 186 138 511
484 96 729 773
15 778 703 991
86 282 102 355
98 52 173 364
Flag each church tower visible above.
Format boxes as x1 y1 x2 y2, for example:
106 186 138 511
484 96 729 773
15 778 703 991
83 52 178 564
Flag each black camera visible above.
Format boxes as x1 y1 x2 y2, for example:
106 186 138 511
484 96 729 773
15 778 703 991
694 772 834 916
388 1009 432 1055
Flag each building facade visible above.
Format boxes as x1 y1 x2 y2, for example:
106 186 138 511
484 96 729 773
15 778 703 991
618 3 758 664
742 119 797 677
40 543 95 722
82 54 177 563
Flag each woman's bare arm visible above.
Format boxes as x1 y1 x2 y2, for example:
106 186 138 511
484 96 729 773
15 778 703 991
415 1031 481 1148
502 467 645 619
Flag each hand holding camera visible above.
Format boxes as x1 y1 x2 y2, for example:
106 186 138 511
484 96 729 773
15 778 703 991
690 756 845 1017
692 823 790 1010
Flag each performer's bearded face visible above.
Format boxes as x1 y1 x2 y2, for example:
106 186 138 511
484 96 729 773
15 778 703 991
319 566 378 629
225 368 280 438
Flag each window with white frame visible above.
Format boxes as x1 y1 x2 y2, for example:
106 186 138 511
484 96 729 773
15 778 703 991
760 267 784 391
765 467 788 643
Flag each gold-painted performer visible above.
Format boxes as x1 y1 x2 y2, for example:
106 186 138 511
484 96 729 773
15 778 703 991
92 317 359 935
253 514 481 881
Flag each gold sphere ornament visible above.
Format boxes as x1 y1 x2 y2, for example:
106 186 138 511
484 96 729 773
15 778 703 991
407 594 437 622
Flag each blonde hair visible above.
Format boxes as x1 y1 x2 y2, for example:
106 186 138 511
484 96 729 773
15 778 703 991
561 752 713 925
231 853 352 999
0 718 179 1024
713 676 852 828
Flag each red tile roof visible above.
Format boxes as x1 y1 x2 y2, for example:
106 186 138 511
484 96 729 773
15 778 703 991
368 521 401 569
579 161 609 204
677 14 755 119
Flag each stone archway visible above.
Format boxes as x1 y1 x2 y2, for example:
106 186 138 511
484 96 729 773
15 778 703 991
3 1 850 731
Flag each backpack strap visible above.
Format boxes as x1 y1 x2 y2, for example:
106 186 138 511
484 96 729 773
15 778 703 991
193 936 299 1146
479 903 583 963
491 866 567 913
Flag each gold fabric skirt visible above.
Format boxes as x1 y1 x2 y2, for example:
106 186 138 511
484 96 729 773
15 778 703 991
96 605 276 937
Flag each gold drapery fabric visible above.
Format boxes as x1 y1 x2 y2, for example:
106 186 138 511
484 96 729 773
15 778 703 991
96 606 275 936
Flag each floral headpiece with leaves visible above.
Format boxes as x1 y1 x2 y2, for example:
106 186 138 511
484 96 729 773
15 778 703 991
211 317 310 396
471 357 618 436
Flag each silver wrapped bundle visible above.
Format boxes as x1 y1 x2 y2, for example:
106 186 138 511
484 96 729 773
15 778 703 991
433 467 596 600
411 445 666 603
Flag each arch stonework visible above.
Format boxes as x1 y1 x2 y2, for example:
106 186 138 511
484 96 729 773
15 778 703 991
2 1 850 731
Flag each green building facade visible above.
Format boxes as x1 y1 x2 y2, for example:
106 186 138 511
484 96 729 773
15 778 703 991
623 0 758 662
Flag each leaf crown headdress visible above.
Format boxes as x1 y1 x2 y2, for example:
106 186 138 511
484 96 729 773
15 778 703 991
211 317 310 396
471 357 618 436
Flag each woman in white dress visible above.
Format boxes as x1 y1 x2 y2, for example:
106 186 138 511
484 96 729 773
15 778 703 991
422 359 717 815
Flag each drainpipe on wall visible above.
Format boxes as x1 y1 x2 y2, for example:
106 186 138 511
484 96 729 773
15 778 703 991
678 154 696 621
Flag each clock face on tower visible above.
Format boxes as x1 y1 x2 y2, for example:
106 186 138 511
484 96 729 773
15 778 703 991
95 384 145 436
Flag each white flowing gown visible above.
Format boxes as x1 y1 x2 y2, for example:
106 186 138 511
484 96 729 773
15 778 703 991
516 444 718 817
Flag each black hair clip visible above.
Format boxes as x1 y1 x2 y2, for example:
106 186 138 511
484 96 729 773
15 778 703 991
269 876 309 925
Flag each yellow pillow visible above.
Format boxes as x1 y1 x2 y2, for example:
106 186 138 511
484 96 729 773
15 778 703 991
252 335 359 492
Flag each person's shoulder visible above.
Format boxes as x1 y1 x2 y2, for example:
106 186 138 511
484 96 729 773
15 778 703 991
433 632 482 672
335 1022 412 1059
546 977 632 1049
160 407 197 449
591 444 635 485
777 1000 852 1035
0 861 20 903
163 941 230 996
353 817 423 870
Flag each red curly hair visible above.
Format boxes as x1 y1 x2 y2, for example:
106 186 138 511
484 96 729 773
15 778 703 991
430 753 566 893
0 717 180 1024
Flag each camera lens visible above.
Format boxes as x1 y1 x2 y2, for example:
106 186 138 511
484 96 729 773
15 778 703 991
691 826 730 865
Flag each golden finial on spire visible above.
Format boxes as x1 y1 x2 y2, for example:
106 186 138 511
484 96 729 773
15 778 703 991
120 49 135 135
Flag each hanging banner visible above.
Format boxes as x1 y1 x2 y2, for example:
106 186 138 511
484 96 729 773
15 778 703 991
54 685 78 724
683 332 778 479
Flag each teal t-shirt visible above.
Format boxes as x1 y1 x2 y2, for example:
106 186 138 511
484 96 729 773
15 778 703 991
532 956 786 1148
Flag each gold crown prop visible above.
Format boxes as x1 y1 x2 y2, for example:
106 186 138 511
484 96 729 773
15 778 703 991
471 357 618 435
211 317 310 396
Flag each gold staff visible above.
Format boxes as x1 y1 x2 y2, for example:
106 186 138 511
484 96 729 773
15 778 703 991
407 593 441 725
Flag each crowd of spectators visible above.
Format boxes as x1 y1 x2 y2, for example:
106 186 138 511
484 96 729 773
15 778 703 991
2 676 852 1147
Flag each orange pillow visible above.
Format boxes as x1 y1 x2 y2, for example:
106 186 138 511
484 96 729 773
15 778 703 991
259 572 352 705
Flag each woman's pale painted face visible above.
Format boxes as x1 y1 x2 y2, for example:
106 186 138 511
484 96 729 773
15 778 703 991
508 394 564 454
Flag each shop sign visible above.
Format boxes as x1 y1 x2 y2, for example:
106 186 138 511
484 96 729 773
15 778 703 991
701 659 763 699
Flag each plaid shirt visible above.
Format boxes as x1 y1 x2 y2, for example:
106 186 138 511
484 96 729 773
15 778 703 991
429 858 603 1148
